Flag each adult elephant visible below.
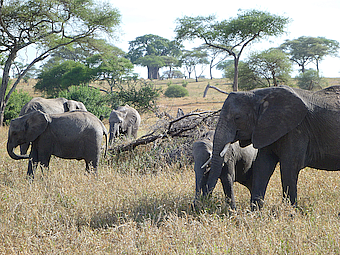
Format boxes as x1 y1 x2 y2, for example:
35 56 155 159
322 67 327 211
19 97 87 154
204 85 340 210
109 104 141 145
7 110 107 177
193 131 257 209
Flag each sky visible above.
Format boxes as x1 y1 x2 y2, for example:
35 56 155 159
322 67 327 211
109 0 340 79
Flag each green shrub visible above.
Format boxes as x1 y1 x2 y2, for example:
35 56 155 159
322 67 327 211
164 85 189 98
182 80 188 87
113 81 161 112
296 69 327 90
4 90 32 124
58 86 112 119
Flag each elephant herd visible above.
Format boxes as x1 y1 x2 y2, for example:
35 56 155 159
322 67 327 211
7 97 141 177
7 85 340 210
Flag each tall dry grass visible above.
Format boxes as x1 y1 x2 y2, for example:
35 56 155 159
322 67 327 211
1 78 340 254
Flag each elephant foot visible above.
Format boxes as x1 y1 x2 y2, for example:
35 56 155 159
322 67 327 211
250 198 264 211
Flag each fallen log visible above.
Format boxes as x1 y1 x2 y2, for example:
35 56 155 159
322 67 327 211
109 109 221 154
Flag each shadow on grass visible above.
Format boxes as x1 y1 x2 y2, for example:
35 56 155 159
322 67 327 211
82 193 235 230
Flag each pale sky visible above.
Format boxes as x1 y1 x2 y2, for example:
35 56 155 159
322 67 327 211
110 0 340 78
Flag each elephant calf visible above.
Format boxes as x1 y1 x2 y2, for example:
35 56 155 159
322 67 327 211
7 110 108 177
193 131 258 209
109 104 141 145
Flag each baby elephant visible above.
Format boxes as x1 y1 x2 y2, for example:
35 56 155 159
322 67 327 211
109 104 141 145
193 131 257 209
7 110 108 177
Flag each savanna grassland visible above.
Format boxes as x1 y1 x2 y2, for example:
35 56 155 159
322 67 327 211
1 78 340 254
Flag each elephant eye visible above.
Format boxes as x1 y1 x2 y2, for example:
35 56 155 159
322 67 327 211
234 115 241 121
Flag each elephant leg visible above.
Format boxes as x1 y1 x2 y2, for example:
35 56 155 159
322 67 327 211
251 148 279 210
27 159 38 177
280 154 304 205
85 159 98 175
39 156 51 175
27 148 39 177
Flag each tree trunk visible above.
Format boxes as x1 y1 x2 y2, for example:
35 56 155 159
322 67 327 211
0 49 17 126
233 57 239 92
147 66 160 80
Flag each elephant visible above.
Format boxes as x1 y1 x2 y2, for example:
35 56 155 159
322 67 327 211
204 85 340 210
193 130 257 209
109 104 141 145
7 110 108 177
19 97 87 154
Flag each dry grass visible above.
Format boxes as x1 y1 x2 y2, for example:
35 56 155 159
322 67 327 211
1 78 340 254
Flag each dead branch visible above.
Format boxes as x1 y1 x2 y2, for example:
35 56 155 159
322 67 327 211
203 83 230 98
109 109 221 154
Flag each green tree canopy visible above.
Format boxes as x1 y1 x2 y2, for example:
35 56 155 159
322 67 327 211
127 34 183 79
175 9 290 91
247 48 292 86
0 0 120 125
280 36 340 73
35 60 91 97
86 47 134 92
180 49 209 81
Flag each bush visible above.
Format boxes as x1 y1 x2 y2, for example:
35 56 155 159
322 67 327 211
182 80 188 87
296 69 327 90
112 81 161 112
164 85 189 98
4 89 32 124
58 86 112 119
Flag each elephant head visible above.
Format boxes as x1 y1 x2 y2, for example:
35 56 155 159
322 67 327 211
7 111 51 160
108 110 127 144
108 105 140 145
205 86 308 196
64 100 87 112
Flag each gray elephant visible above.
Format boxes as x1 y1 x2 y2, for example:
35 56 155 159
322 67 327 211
19 97 87 154
7 110 107 177
109 104 141 145
193 131 257 209
204 85 340 210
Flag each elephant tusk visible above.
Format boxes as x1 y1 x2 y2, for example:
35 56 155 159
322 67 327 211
220 143 230 157
201 155 212 169
203 167 210 175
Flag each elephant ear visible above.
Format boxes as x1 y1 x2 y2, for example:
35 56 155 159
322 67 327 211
63 101 75 111
25 111 51 142
252 86 308 149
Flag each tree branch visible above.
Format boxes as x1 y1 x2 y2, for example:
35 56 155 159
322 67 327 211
203 83 229 98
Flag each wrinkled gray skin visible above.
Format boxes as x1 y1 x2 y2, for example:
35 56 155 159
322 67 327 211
205 85 340 210
19 97 87 155
193 131 257 209
109 105 141 145
7 110 107 177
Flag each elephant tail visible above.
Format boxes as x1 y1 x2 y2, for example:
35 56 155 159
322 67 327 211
103 127 108 158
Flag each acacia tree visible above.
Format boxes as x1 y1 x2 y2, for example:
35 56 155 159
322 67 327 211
127 34 182 80
0 0 120 125
197 45 229 79
175 9 290 91
281 36 340 73
247 48 292 86
180 49 209 81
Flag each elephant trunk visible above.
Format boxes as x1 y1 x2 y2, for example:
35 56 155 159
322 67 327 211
109 124 120 145
7 142 29 160
194 157 209 199
204 114 236 196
